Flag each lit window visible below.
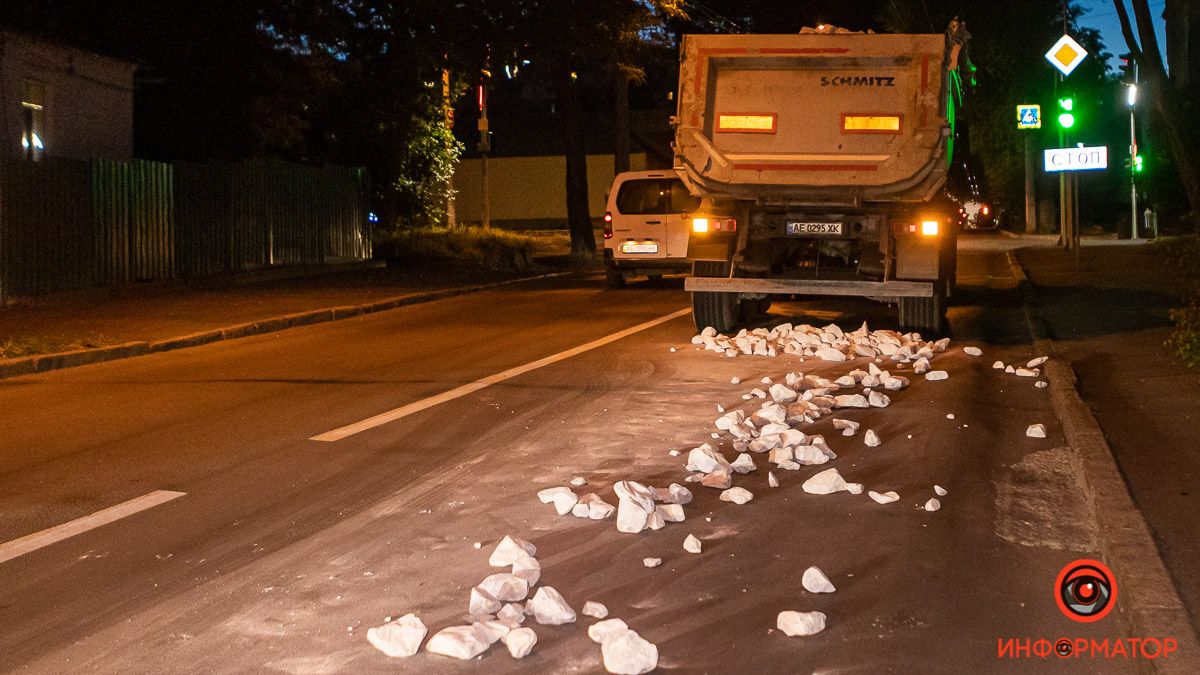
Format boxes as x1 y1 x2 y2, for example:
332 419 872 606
21 80 46 161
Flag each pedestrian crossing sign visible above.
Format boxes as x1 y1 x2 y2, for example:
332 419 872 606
1017 104 1042 130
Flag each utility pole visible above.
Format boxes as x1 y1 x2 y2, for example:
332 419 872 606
1024 133 1037 233
477 76 492 229
1122 54 1140 240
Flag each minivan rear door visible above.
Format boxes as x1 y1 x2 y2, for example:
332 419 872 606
612 177 701 259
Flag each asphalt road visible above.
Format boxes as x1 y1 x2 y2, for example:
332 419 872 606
0 238 1143 673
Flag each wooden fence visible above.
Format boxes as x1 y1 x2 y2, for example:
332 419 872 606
0 158 370 299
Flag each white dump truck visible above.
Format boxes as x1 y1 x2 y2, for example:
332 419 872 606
675 23 971 333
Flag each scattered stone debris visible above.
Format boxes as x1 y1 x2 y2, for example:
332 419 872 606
864 430 881 447
479 573 529 602
692 322 949 362
924 498 941 512
803 468 849 494
489 536 537 567
600 627 659 674
367 613 427 658
570 476 588 487
498 604 525 624
1027 356 1048 368
964 346 982 356
832 419 860 436
777 611 827 637
768 471 779 488
868 490 900 504
1026 424 1047 438
802 566 837 593
643 558 662 568
504 626 537 658
934 485 948 496
1035 381 1048 389
1015 368 1037 377
589 618 629 644
993 361 1005 369
730 453 757 474
925 370 949 381
683 534 703 553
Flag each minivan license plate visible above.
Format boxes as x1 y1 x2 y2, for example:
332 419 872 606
787 222 843 235
620 242 659 254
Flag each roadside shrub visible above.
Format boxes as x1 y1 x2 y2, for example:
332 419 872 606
1157 236 1200 368
376 226 536 271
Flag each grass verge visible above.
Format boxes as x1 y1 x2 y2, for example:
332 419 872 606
376 226 539 271
0 336 115 360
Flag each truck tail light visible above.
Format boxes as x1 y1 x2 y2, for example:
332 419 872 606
603 212 613 239
921 220 939 236
692 218 736 233
692 218 709 233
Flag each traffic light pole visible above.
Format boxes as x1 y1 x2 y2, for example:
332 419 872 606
1130 107 1137 240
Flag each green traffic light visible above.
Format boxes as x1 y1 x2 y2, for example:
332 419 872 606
1058 112 1076 128
1133 155 1144 172
1058 97 1074 111
1056 97 1076 128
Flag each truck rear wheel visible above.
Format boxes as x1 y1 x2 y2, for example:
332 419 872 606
605 267 626 289
898 294 946 335
691 261 738 333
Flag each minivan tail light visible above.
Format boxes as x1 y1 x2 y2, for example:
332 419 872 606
603 212 613 239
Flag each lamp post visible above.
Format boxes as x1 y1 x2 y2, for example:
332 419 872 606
1122 53 1139 241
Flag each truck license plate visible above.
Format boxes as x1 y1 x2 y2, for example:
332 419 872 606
787 222 843 235
620 242 659 254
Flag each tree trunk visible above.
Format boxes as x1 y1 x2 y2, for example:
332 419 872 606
558 73 596 259
614 68 631 174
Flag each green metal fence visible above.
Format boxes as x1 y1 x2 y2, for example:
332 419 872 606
0 158 370 299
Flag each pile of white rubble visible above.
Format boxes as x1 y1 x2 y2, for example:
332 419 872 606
367 320 1056 670
367 535 660 673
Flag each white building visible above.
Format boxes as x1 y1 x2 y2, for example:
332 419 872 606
0 31 136 162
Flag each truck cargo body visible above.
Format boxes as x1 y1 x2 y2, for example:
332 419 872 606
674 29 968 332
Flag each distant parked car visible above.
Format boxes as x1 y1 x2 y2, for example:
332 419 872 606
958 200 997 230
602 170 736 287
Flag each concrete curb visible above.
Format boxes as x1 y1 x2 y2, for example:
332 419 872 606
1009 250 1200 671
0 270 575 381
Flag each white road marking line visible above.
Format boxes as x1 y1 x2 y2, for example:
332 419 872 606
311 307 692 442
0 490 186 564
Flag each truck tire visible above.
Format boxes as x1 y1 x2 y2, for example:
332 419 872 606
692 261 738 333
898 294 945 335
605 267 626 289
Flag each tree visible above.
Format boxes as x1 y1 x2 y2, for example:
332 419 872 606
1113 0 1200 222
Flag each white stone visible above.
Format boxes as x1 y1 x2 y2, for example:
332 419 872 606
845 483 864 495
571 503 590 518
683 534 703 553
730 453 757 474
617 498 650 533
768 447 794 464
1015 368 1037 377
570 476 588 487
489 536 537 566
760 422 791 436
582 601 609 619
934 485 948 496
553 490 579 515
964 346 983 356
665 483 693 505
776 460 802 471
479 573 529 602
503 626 537 658
776 611 827 637
864 429 881 447
601 629 659 675
925 370 949 381
768 471 779 488
793 445 829 466
367 613 427 658
425 625 492 660
701 470 732 489
473 620 512 645
993 360 1005 369
497 603 525 624
1026 423 1047 438
1006 365 1016 373
913 357 930 374
1036 380 1048 389
1027 356 1049 368
832 418 860 434
511 553 541 586
537 486 574 504
749 388 767 398
868 490 899 504
946 413 955 420
834 375 857 387
769 383 799 403
730 376 741 384
924 498 941 512
642 557 662 568
580 493 617 520
761 376 773 384
815 347 847 362
685 445 731 474
656 504 686 523
802 566 836 593
528 586 576 625
720 487 754 504
589 618 629 643
702 327 717 337
613 480 657 512
834 394 869 408
470 586 502 615
868 390 890 408
802 468 848 495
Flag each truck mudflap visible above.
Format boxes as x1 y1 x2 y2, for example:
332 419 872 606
684 277 933 298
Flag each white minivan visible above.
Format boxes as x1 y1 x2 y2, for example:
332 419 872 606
602 170 736 287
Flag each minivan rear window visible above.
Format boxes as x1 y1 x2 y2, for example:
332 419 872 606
615 179 701 215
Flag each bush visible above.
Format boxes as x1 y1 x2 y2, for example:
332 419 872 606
1158 236 1200 368
376 226 537 271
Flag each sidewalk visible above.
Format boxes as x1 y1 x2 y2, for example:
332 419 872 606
1016 242 1200 636
0 260 576 374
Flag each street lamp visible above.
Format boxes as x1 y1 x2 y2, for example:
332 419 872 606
1126 83 1138 107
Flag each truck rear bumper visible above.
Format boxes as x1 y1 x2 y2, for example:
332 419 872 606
684 277 933 298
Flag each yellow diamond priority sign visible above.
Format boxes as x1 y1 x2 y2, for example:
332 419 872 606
1045 34 1088 77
